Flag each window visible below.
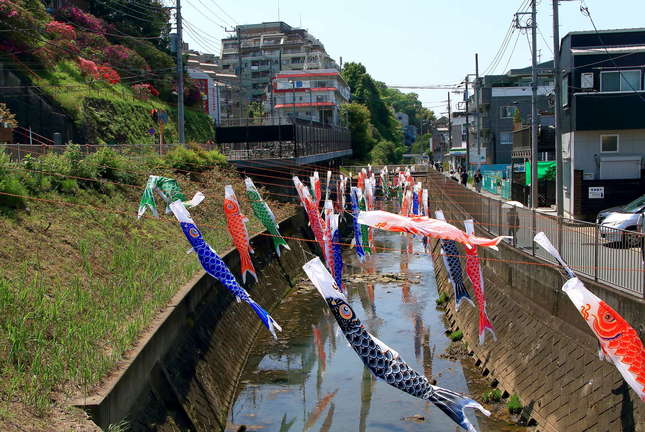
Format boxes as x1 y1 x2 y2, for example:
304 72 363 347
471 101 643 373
600 135 619 153
562 75 569 106
601 70 642 92
499 132 513 146
500 106 517 119
581 72 594 89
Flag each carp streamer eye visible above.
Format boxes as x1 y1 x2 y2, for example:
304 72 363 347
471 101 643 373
189 227 200 238
339 304 353 320
225 202 237 212
604 313 615 323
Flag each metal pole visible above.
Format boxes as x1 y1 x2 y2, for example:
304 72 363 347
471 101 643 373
475 53 481 165
530 1 539 210
175 0 185 145
553 0 565 251
447 92 452 149
465 76 470 171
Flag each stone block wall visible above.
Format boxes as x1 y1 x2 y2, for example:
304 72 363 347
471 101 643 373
429 225 644 431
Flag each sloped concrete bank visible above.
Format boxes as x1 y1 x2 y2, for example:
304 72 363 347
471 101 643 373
429 236 644 432
77 210 315 431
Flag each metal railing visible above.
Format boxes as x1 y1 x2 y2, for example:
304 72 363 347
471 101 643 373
426 169 644 298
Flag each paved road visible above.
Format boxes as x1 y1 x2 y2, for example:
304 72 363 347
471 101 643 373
433 171 643 297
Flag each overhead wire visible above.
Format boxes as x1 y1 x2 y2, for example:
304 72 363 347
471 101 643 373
0 189 641 273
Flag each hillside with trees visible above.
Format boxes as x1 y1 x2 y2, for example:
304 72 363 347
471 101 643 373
341 62 434 164
0 0 214 143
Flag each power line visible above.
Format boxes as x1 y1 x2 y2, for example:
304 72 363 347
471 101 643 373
482 0 532 75
500 30 522 74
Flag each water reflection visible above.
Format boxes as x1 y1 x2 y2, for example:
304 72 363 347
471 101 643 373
227 231 526 432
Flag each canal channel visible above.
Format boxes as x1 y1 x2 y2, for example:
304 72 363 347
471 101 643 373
226 230 527 431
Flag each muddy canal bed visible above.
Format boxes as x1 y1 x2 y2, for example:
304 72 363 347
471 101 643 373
226 231 526 431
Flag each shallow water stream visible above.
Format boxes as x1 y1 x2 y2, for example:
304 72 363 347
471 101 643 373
226 231 526 432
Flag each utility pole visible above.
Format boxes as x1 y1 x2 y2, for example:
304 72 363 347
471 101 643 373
475 53 481 165
447 91 453 151
553 0 564 220
530 0 538 209
516 3 539 208
465 76 470 169
175 0 185 144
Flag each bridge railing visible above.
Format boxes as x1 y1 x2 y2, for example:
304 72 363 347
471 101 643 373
426 169 644 298
217 121 351 161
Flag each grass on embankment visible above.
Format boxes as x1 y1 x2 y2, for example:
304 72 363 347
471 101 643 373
0 145 295 430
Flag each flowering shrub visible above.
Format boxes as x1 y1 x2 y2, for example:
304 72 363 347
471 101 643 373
97 65 120 84
78 57 99 80
0 0 19 18
132 83 159 100
76 31 109 50
0 0 46 50
104 44 150 73
46 20 76 40
56 7 105 34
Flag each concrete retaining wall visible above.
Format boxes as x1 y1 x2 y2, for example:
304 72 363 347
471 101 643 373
429 227 644 431
78 210 314 431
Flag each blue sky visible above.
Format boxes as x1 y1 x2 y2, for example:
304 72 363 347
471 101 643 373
181 0 645 114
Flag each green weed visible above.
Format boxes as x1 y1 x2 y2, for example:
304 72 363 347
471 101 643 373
435 292 449 306
448 330 463 342
507 394 523 414
482 389 502 403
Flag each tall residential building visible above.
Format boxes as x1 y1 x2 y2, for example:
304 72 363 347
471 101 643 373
471 61 554 165
185 49 240 125
220 22 339 115
264 69 350 126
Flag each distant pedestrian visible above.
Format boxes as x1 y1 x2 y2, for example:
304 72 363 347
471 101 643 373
460 170 468 186
474 170 482 193
507 205 520 247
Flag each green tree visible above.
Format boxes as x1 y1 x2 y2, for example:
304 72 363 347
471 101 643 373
369 140 406 164
341 62 401 143
341 103 376 161
87 0 171 51
410 133 431 155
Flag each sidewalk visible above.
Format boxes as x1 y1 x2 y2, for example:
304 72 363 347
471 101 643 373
439 170 560 217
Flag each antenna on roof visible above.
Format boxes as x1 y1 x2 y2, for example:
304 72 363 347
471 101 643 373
277 0 280 21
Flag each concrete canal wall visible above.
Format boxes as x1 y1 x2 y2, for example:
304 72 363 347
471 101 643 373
429 235 644 432
78 210 315 431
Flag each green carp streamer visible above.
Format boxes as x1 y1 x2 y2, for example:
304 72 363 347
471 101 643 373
138 175 204 218
244 177 291 256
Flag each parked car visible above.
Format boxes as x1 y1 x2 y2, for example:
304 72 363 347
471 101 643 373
597 195 645 246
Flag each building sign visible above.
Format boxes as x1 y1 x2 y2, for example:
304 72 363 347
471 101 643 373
588 186 604 199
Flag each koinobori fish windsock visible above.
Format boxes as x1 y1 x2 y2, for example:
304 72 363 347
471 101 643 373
464 220 496 344
357 210 509 249
303 258 490 431
435 210 474 310
350 187 366 262
325 170 332 202
244 178 290 256
357 188 371 255
169 201 281 338
322 199 336 278
534 232 645 401
422 189 429 217
294 176 328 259
138 175 204 218
329 207 344 291
311 171 322 206
224 185 257 283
